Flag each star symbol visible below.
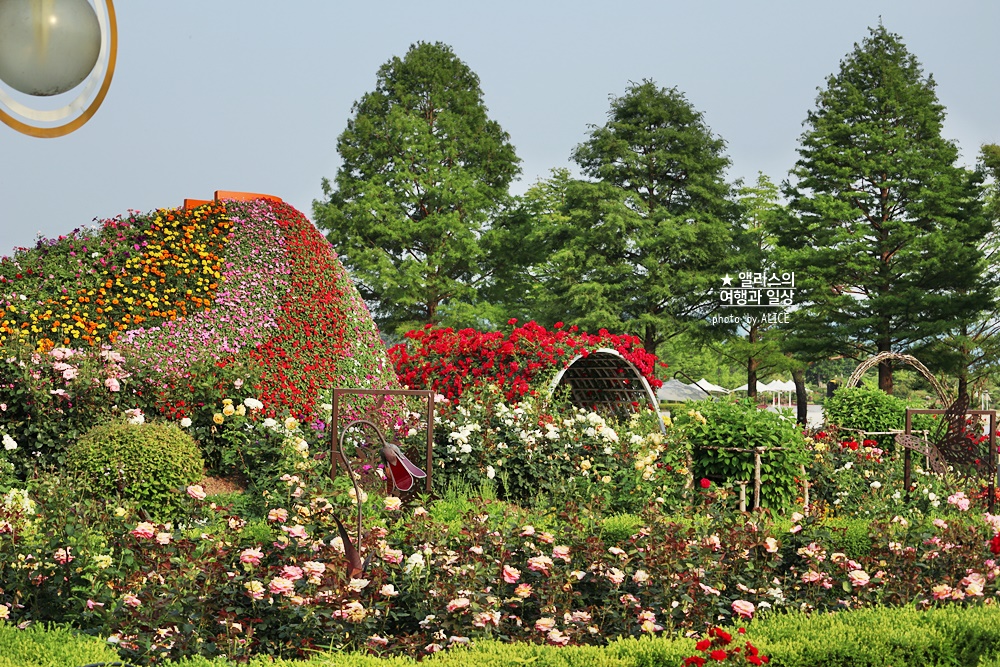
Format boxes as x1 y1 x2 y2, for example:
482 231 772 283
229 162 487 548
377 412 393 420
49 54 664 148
722 274 733 286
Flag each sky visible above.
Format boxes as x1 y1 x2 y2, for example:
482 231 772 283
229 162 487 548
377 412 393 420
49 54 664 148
1 1 998 256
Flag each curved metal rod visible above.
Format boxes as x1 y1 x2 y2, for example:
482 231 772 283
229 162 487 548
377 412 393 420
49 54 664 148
673 370 713 397
337 418 391 551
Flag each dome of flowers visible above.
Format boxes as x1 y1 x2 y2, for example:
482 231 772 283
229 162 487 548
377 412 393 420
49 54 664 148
0 193 399 421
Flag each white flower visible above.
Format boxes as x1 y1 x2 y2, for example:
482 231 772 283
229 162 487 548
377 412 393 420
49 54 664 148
870 481 882 489
179 418 192 428
486 465 496 479
2 434 16 450
243 398 264 411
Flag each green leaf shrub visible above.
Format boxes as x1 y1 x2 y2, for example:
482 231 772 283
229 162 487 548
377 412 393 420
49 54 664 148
0 622 124 667
824 387 906 448
680 398 808 510
65 420 203 519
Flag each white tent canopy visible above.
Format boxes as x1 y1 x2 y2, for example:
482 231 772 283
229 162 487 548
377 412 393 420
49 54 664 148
695 378 730 394
657 378 711 402
733 381 770 393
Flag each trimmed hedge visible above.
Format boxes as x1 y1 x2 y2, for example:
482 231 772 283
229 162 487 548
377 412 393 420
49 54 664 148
0 622 122 667
6 605 1000 666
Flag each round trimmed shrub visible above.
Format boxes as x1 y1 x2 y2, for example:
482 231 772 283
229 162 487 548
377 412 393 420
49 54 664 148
65 420 203 518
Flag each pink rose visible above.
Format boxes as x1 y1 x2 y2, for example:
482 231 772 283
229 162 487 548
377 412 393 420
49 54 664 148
732 599 756 619
105 378 121 392
269 577 296 596
240 548 264 566
186 485 207 500
502 564 521 584
131 522 156 539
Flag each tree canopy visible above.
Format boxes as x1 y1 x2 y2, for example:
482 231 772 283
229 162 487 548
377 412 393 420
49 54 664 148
313 41 520 335
774 25 990 393
515 81 737 354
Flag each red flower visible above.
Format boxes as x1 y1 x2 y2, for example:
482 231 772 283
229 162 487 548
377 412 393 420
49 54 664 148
709 649 728 661
990 534 1000 555
700 478 712 489
709 628 732 644
684 657 706 667
695 639 711 651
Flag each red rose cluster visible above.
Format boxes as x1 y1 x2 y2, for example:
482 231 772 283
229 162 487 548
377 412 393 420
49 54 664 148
684 627 769 665
388 319 664 402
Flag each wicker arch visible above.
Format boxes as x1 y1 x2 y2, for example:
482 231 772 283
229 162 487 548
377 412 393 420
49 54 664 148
548 348 664 433
845 352 951 404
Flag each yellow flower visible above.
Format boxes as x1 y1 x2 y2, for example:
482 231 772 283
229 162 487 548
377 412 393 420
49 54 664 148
222 404 236 417
213 413 225 425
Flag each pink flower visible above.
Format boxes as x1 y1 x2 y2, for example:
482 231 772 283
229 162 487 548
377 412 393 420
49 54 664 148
520 525 536 536
535 617 556 632
280 565 304 581
86 599 104 610
605 567 625 586
948 492 970 512
446 597 470 612
514 583 533 598
732 599 756 619
240 548 264 566
53 548 73 564
503 564 521 583
282 524 309 540
302 561 326 578
547 629 571 645
186 485 207 500
267 508 288 523
131 522 157 539
268 576 296 596
105 378 120 392
764 537 779 553
122 594 141 608
473 610 501 627
156 532 172 545
552 545 571 562
848 570 870 587
528 555 554 574
931 584 953 600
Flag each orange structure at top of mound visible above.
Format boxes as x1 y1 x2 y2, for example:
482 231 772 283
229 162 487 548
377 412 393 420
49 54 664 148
183 191 283 210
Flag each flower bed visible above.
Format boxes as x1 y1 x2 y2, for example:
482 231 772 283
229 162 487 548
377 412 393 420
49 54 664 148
388 320 663 403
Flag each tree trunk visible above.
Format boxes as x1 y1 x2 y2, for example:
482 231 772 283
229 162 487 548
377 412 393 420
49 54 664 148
792 368 808 427
747 324 758 400
958 371 969 406
878 358 893 394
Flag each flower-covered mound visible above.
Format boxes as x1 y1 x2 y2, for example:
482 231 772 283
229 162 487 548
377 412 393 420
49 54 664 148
0 197 400 477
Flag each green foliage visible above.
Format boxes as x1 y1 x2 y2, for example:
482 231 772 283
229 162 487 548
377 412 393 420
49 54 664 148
815 517 871 561
65 420 203 518
680 398 808 509
313 41 520 334
499 81 736 350
600 513 645 543
0 622 123 667
824 386 905 447
775 25 991 390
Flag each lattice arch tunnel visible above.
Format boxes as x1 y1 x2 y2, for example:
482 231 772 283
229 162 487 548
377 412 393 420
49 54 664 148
547 348 665 433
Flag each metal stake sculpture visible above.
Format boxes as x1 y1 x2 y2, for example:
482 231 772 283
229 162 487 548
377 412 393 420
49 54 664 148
329 388 434 578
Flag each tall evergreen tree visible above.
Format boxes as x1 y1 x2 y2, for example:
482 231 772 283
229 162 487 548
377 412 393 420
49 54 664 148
313 42 520 335
531 80 736 353
775 25 989 394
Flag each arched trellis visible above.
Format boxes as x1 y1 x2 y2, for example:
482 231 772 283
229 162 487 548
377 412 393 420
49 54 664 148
845 351 951 404
548 348 665 433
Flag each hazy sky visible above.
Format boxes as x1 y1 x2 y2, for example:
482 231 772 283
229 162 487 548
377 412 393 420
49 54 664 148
1 1 998 256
